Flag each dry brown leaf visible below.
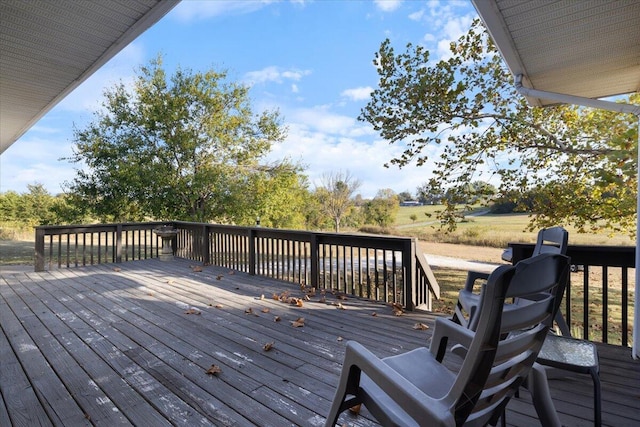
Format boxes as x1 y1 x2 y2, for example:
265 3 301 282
274 315 281 322
291 317 305 327
206 364 222 375
263 342 275 351
304 294 311 301
112 267 121 272
413 322 430 330
215 304 224 309
272 293 280 301
336 302 346 310
228 270 235 275
216 275 223 280
192 265 203 272
147 292 154 296
260 294 265 300
392 302 404 316
337 336 344 342
261 307 270 313
349 404 361 414
292 298 304 307
166 279 174 284
245 307 253 314
184 308 201 315
371 312 378 317
319 296 327 303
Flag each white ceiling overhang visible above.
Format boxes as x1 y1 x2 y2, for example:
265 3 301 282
472 0 640 107
0 0 179 154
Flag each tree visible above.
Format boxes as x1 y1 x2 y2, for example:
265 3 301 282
65 56 301 225
397 190 414 203
315 170 361 232
363 188 399 227
361 19 638 236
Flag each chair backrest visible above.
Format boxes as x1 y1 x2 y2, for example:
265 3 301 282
450 253 570 426
532 226 568 256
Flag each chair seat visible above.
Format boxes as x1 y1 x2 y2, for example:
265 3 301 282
537 334 599 373
358 348 457 427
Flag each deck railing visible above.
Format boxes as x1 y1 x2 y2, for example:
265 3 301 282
510 243 635 346
34 221 440 310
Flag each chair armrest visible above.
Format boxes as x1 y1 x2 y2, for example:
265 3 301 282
342 341 455 427
464 270 490 292
429 317 475 362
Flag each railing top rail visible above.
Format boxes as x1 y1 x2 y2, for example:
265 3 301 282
509 243 635 267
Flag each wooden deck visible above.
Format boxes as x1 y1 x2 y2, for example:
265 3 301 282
1 258 638 426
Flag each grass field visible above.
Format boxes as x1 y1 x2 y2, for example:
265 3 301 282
394 206 633 248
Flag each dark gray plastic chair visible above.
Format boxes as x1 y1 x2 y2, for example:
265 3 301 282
452 226 568 329
325 253 570 427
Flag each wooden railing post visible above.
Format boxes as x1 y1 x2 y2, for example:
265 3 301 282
248 228 256 276
115 223 123 263
403 238 416 310
201 224 210 264
34 227 45 271
310 233 319 288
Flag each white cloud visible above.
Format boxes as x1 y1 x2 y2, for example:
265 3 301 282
374 0 402 13
0 135 76 194
341 86 373 102
264 103 443 198
243 66 312 85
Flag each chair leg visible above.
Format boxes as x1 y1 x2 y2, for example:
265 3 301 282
527 364 562 427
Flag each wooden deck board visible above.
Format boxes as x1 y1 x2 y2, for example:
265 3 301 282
1 258 638 426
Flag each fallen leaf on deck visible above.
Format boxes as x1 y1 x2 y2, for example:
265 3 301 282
112 267 121 272
392 302 404 316
291 317 305 327
371 312 377 317
245 307 253 314
260 294 265 300
272 293 280 301
261 307 270 313
263 342 274 351
413 323 430 330
304 295 311 301
167 280 174 284
228 270 235 275
192 266 203 272
215 304 224 309
274 316 281 322
319 296 327 303
216 275 223 280
335 302 346 310
337 336 343 342
349 404 361 414
185 308 201 315
206 364 222 375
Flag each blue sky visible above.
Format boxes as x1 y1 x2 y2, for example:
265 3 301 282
0 0 478 198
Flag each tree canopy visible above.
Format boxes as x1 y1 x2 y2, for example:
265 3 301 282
361 19 638 236
315 170 361 232
65 56 308 225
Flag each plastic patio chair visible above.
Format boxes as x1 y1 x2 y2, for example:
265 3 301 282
452 226 568 329
325 253 570 427
451 226 601 426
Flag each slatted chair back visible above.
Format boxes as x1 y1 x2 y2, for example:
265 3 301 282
460 253 570 426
